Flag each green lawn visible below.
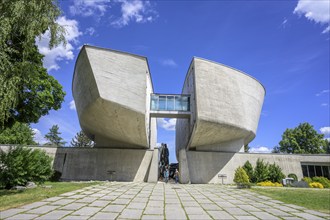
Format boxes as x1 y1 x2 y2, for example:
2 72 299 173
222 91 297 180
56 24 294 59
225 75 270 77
250 187 330 214
0 181 100 211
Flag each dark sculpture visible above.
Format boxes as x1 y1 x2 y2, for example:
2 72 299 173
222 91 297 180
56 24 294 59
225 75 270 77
159 143 169 180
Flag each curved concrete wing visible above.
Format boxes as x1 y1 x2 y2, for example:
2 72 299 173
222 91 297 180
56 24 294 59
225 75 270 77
176 57 265 153
73 45 155 148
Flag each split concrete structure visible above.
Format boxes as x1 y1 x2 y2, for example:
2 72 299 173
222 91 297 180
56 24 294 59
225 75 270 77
57 45 330 183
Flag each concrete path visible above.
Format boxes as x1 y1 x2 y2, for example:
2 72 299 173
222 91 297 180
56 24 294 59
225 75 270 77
1 182 329 220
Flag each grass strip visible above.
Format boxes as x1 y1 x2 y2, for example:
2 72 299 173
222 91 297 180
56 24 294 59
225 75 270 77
250 187 330 214
0 181 100 211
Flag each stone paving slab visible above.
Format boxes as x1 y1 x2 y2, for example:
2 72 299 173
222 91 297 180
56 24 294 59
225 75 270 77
34 210 72 220
1 182 330 220
6 213 39 220
26 205 58 214
89 212 118 220
0 208 27 219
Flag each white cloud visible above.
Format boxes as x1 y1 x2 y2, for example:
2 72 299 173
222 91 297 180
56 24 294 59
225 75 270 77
250 146 272 153
321 103 329 107
157 118 176 131
69 100 76 110
160 59 177 67
294 0 330 33
316 89 330 96
32 128 48 145
69 0 109 17
322 26 330 34
36 16 82 71
320 126 330 137
85 27 96 36
111 0 157 28
280 17 288 28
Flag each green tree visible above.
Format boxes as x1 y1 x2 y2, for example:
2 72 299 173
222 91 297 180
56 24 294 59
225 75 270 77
254 159 269 183
71 131 94 147
0 0 66 129
244 144 250 153
272 146 280 153
322 139 330 154
44 125 66 147
242 160 254 183
268 163 285 183
274 123 326 154
0 122 36 145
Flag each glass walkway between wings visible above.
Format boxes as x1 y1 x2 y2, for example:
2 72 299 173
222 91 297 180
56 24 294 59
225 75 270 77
150 94 191 118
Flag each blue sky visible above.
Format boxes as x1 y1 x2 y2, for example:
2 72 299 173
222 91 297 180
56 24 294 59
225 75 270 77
32 0 329 163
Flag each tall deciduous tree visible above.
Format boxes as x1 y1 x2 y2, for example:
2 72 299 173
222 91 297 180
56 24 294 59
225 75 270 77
71 131 94 147
0 0 66 129
274 123 326 154
322 139 330 154
0 122 36 145
44 124 66 147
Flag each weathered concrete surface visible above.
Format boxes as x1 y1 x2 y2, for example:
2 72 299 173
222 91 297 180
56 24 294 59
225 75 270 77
1 146 329 184
147 148 159 183
186 151 330 184
53 147 154 182
176 57 265 155
73 45 155 148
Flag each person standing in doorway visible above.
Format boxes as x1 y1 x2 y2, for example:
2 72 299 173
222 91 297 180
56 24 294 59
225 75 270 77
174 169 180 184
164 166 169 183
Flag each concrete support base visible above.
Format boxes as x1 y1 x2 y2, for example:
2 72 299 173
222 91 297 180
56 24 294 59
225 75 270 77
147 147 159 183
178 149 190 184
53 148 155 182
184 150 330 184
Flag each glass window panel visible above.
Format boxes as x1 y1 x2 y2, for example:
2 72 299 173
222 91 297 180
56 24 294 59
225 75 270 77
322 166 330 178
167 96 175 111
315 166 322 177
181 96 189 111
159 96 166 110
308 165 315 178
175 96 183 111
151 95 158 110
302 165 308 177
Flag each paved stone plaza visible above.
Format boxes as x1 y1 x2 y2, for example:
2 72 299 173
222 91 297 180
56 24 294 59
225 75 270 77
1 182 329 220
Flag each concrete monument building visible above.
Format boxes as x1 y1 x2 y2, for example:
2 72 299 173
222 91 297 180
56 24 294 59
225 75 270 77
56 45 328 183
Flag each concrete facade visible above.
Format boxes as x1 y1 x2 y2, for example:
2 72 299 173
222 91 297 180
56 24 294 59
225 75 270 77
176 57 265 154
62 46 330 183
186 151 330 184
1 145 329 184
73 46 156 149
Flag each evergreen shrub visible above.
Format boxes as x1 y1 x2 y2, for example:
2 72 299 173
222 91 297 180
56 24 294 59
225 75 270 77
302 177 313 184
312 177 330 188
234 167 250 188
254 159 269 183
268 163 285 183
242 160 254 182
0 146 53 189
